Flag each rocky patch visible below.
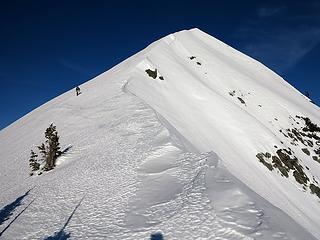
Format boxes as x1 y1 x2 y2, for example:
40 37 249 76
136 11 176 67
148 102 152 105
146 69 157 79
145 69 165 81
257 115 320 199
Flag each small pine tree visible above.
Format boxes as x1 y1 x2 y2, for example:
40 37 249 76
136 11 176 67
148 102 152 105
38 123 61 171
37 143 47 158
29 150 40 172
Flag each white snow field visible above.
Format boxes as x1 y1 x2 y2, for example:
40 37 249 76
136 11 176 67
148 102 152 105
0 28 320 239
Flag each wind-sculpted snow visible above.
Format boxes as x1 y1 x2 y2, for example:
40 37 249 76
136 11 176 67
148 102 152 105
0 28 319 239
126 28 320 238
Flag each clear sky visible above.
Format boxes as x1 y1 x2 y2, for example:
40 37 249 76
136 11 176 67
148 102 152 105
0 0 319 129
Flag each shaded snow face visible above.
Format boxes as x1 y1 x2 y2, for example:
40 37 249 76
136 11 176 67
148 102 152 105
0 28 319 239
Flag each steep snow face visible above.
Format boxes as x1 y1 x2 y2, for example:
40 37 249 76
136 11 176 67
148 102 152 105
0 28 319 239
126 29 320 237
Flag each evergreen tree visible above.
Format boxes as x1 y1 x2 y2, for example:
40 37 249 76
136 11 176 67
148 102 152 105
37 143 47 159
29 149 40 172
38 123 61 171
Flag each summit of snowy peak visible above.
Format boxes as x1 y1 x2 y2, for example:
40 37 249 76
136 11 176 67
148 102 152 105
1 29 320 240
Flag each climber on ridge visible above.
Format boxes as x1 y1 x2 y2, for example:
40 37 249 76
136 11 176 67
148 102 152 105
76 86 81 96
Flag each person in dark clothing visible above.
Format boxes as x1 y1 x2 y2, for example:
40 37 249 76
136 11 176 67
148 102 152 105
76 86 81 96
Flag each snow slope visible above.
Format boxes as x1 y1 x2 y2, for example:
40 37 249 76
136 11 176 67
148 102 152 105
0 28 319 239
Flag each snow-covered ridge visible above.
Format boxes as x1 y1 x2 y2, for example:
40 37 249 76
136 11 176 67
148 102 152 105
0 28 319 239
126 28 320 237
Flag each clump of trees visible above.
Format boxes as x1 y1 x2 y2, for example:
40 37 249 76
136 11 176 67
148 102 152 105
29 123 61 175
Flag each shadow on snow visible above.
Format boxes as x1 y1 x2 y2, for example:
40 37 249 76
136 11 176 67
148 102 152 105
44 195 85 240
0 189 35 237
43 230 70 240
150 232 164 240
60 145 73 156
0 189 31 226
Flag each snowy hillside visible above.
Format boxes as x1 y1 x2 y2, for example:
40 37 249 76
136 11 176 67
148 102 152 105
1 28 320 239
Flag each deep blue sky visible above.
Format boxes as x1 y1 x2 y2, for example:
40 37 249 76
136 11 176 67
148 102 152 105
0 0 319 129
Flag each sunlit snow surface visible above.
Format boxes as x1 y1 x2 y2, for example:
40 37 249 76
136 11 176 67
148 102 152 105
0 29 319 239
